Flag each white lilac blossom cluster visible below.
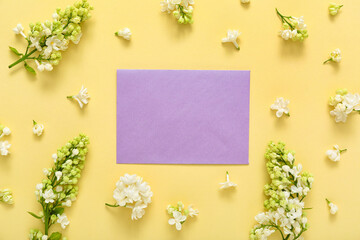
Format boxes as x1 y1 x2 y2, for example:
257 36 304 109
8 0 93 74
106 174 153 220
219 171 237 189
33 120 44 137
323 49 341 64
271 97 290 118
222 30 241 50
329 3 343 16
250 142 314 240
160 0 194 24
167 202 199 231
276 9 308 42
28 134 89 240
115 28 132 40
67 85 90 108
0 189 14 205
0 124 11 156
329 89 360 123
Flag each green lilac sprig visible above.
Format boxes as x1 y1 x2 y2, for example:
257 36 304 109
28 134 89 240
8 0 93 75
276 8 308 41
250 142 314 240
329 3 343 16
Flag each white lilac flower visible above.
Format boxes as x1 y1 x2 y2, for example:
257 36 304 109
57 213 70 229
326 199 338 214
0 127 11 138
329 3 343 16
329 89 360 123
115 28 132 40
0 141 11 156
67 85 90 108
270 97 290 118
33 120 44 136
8 0 93 74
276 9 308 41
35 60 53 72
167 202 198 230
29 134 89 238
168 210 187 231
0 189 14 205
219 171 237 189
43 189 56 203
326 145 346 162
241 0 250 3
41 235 48 240
161 0 194 24
106 173 153 220
250 142 313 240
55 171 63 181
324 49 341 64
13 23 27 38
222 30 241 50
187 205 199 217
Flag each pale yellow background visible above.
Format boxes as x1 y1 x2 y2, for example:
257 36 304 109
0 0 359 239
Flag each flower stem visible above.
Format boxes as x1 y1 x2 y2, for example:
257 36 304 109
275 8 294 30
105 203 119 207
8 48 37 69
323 58 332 64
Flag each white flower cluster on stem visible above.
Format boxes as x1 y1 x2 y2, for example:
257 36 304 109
329 89 360 123
0 124 11 156
167 201 199 230
33 120 44 136
276 9 308 42
29 134 89 240
106 174 153 220
67 85 90 108
8 0 93 75
250 142 314 240
160 0 194 24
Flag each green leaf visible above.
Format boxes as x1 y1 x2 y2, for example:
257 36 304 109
9 46 21 56
52 207 64 215
24 62 36 75
27 211 42 219
49 232 62 240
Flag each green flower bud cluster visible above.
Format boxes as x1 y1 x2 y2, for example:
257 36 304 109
9 0 93 74
173 5 194 24
29 229 68 240
329 88 347 106
29 134 89 239
329 3 343 16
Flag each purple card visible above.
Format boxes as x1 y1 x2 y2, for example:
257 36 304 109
117 70 250 164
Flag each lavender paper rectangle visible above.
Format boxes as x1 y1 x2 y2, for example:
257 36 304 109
117 70 250 164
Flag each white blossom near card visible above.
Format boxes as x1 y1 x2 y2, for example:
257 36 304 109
167 202 198 230
271 97 290 118
67 85 90 108
222 30 241 50
106 174 153 220
219 171 237 189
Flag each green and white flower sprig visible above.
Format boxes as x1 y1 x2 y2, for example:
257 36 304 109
0 124 11 156
33 120 44 137
250 142 314 240
8 0 93 75
160 0 194 24
105 174 153 220
0 189 14 205
329 3 343 16
276 8 308 42
167 202 199 231
28 134 89 240
323 49 341 64
329 89 360 123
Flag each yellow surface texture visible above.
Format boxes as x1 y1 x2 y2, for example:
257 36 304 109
1 0 360 239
